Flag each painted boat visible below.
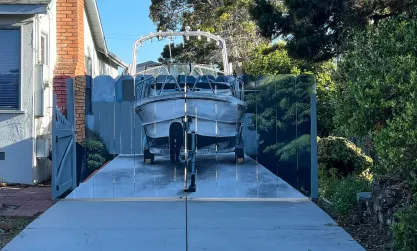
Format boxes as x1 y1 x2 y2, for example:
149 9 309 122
129 29 247 163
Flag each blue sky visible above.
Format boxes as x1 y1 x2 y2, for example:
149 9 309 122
97 0 175 65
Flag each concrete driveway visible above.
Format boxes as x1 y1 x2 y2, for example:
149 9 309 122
1 154 364 251
67 153 305 199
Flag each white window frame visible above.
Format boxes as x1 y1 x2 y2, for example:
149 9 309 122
0 27 22 112
40 32 48 66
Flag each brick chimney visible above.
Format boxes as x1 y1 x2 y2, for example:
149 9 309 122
53 0 86 142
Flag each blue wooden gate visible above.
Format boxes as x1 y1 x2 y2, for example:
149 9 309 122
52 79 77 200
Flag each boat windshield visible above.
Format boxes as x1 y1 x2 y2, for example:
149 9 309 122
135 64 240 100
135 64 223 78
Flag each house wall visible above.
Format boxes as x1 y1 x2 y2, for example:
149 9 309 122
83 11 118 78
32 0 57 183
0 15 35 184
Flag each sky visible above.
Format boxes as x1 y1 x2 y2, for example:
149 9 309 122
97 0 177 66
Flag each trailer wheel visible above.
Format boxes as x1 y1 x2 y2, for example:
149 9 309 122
144 149 154 164
169 122 183 163
235 147 245 164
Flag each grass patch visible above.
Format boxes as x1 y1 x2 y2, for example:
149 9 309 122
0 216 36 249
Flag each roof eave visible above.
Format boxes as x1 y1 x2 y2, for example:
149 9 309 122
84 0 107 55
108 52 128 69
1 0 51 4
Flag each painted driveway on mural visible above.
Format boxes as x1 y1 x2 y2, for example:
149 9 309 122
67 153 306 199
1 154 364 251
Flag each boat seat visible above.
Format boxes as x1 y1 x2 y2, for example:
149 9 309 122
155 75 171 83
136 75 154 85
178 75 196 90
194 81 212 91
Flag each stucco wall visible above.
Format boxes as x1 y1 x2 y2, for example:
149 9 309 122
33 0 57 183
0 16 35 184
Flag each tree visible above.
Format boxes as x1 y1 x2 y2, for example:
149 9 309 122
250 0 417 62
333 11 417 249
333 10 417 181
149 0 266 71
158 41 222 66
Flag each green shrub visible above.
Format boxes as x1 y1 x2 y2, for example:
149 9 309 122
319 137 373 216
319 167 339 199
330 175 371 216
392 204 417 251
318 136 373 177
82 133 111 170
84 138 106 156
320 168 371 216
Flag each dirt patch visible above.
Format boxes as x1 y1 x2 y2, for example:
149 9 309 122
1 179 51 188
336 211 392 250
317 199 393 250
0 216 37 249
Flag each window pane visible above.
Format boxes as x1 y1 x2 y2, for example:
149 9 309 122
85 76 92 114
0 29 20 109
41 35 46 65
85 57 92 75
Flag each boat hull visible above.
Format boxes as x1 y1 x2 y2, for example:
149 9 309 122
135 93 247 138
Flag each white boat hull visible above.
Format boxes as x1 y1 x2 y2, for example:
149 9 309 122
135 93 246 138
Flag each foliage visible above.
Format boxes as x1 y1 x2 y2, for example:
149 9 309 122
249 0 417 62
150 0 266 70
244 74 314 192
318 137 373 216
242 42 302 76
319 168 372 216
149 0 220 31
83 134 111 170
392 204 417 251
87 154 106 170
243 42 337 137
315 62 337 137
333 11 417 188
158 41 221 66
267 134 310 161
318 137 373 177
330 12 417 249
374 101 417 182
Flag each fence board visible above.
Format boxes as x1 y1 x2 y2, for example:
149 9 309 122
120 102 133 154
134 111 144 155
114 102 122 154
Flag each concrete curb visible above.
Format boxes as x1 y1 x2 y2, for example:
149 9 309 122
62 197 310 202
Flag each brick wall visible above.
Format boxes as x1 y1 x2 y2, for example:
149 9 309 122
53 0 86 142
74 76 86 142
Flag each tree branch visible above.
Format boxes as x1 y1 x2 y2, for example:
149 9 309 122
370 12 395 21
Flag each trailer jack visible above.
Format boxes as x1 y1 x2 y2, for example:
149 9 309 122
184 132 197 193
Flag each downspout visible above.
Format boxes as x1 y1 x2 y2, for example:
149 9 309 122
33 14 41 183
34 15 41 64
34 14 44 120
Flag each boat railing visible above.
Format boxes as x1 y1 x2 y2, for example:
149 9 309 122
190 64 225 77
135 65 170 77
134 71 244 101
